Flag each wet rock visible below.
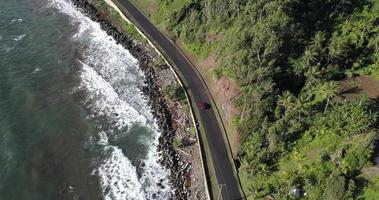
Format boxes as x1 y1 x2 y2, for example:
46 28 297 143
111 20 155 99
70 0 191 198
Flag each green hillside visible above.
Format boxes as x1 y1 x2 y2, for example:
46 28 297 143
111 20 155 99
133 0 379 199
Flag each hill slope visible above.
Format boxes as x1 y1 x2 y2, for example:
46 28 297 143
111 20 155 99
133 0 379 199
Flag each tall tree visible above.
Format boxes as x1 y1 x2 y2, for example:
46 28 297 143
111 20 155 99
293 95 310 123
320 81 339 114
277 91 295 114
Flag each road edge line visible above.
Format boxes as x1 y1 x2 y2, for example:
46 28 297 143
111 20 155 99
128 0 246 197
105 0 212 199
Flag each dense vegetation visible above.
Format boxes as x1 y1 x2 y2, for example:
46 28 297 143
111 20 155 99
137 0 379 199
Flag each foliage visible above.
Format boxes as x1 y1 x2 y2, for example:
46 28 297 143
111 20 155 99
310 99 377 137
323 170 355 200
163 85 186 101
136 0 379 198
364 178 379 200
173 137 182 148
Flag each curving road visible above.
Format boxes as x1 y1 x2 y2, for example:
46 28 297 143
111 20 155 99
111 0 244 199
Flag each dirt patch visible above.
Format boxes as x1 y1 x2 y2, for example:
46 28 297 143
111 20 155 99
133 0 159 17
339 75 379 100
199 53 218 70
232 129 241 156
213 76 240 123
362 166 379 179
205 32 223 43
170 26 242 157
356 76 379 99
306 148 322 160
197 54 241 157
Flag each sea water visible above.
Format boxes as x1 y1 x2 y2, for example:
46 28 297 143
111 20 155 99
0 0 171 199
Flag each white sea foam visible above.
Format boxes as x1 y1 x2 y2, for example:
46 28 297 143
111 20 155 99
79 63 146 130
10 18 23 23
49 0 173 199
98 131 109 146
14 34 26 41
98 146 146 200
1 45 15 53
32 68 41 74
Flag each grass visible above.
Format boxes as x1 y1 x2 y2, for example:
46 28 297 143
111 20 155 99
89 0 146 43
131 0 245 198
131 0 238 152
132 0 191 30
196 111 221 199
89 0 219 198
239 170 255 200
181 39 218 59
175 38 244 196
130 1 379 199
361 167 379 199
116 2 220 196
173 66 221 200
173 137 182 148
172 39 240 157
239 128 375 199
183 55 244 199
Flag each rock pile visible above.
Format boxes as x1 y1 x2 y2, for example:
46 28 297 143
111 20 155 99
70 0 191 199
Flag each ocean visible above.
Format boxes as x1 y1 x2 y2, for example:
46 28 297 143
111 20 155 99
0 0 172 199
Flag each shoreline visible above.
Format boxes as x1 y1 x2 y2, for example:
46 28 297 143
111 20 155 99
69 0 205 199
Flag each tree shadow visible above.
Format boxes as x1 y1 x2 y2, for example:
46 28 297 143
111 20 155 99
368 97 379 165
354 176 369 197
368 97 379 113
340 87 363 95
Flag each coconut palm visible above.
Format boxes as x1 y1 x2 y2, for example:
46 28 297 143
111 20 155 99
320 81 339 114
293 95 310 123
305 65 321 80
303 47 319 66
277 91 295 114
311 31 326 50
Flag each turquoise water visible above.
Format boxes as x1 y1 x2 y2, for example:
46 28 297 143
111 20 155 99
0 0 171 199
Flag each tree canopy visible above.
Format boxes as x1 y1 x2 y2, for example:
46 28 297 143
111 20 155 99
146 0 379 198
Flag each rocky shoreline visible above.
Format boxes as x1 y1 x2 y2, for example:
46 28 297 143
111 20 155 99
70 0 191 199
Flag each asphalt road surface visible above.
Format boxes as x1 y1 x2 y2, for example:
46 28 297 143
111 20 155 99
112 0 244 199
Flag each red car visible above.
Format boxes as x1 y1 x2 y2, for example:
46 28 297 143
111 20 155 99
198 101 207 110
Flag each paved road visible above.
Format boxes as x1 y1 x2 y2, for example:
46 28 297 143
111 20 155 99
112 0 244 199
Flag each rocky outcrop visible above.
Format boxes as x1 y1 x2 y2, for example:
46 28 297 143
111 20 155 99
70 0 190 199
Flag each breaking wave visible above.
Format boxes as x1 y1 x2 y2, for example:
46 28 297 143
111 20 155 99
48 0 172 199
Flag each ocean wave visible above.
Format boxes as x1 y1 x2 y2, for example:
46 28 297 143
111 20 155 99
98 146 146 200
10 18 23 24
79 62 146 131
32 68 41 74
0 45 15 53
48 0 172 199
14 34 26 41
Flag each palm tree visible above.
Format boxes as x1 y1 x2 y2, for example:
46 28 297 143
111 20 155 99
305 65 321 80
293 95 310 123
320 81 339 114
303 47 318 66
277 91 295 114
311 31 326 50
293 151 306 172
